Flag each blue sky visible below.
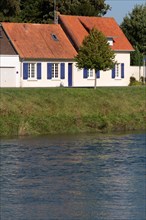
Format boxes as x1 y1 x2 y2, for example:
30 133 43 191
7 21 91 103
105 0 145 24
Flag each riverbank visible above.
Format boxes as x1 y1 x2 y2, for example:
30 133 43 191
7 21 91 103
0 87 146 137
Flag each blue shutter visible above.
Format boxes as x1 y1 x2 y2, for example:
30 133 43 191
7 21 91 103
60 63 65 79
96 70 100 78
37 63 41 80
23 63 28 80
83 68 88 78
121 63 124 78
47 63 52 79
112 66 115 78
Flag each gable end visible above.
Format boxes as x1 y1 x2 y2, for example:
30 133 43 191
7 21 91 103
0 25 17 55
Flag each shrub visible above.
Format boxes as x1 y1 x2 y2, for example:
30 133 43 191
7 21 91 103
130 76 136 83
140 76 146 84
129 76 142 86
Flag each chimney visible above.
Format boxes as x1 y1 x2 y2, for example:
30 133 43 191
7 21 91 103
54 0 58 24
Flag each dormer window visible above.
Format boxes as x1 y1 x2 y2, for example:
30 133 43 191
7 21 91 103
107 37 114 46
51 33 58 41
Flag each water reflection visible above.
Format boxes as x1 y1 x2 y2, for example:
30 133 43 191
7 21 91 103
0 132 146 220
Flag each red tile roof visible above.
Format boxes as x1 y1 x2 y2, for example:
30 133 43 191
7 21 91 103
59 15 134 51
1 22 77 59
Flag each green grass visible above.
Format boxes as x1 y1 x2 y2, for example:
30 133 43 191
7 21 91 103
0 87 146 137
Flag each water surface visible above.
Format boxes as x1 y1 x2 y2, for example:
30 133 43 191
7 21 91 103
0 132 146 220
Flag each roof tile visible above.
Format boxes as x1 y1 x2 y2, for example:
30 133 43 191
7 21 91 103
1 22 77 59
59 15 134 51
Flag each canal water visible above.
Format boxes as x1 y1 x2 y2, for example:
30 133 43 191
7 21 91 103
0 132 146 220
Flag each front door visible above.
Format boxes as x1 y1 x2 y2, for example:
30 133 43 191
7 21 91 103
68 63 72 87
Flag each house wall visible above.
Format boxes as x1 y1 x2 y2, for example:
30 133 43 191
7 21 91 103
16 52 133 88
1 54 141 88
0 55 20 87
0 26 17 55
0 26 20 87
129 66 145 81
73 52 131 87
21 61 73 87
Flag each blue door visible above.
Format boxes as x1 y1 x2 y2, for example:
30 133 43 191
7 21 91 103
68 63 72 87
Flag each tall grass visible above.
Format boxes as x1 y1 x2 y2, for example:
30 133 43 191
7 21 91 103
0 87 146 137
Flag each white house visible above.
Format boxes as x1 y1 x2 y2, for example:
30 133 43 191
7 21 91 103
0 15 134 88
0 22 77 88
0 25 20 87
59 15 134 87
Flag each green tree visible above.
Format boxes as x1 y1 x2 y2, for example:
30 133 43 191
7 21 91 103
121 4 146 65
90 0 111 16
20 0 52 23
19 0 111 23
0 0 20 21
131 47 143 66
0 0 111 23
75 28 115 89
57 0 110 17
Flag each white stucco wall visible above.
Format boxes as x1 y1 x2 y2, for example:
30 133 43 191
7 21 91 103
21 61 72 87
73 52 131 87
129 66 145 81
0 55 20 87
20 52 133 88
1 51 137 88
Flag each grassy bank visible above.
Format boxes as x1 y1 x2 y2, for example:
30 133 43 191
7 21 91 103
0 87 146 137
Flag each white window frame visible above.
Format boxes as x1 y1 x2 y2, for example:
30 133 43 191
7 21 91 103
108 39 113 46
115 63 121 79
87 69 94 79
52 63 59 79
28 63 36 80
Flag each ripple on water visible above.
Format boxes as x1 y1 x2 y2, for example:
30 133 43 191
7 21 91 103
0 132 146 220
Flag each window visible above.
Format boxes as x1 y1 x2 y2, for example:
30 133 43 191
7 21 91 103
51 34 58 41
112 63 124 79
107 37 114 46
87 69 94 78
112 63 125 79
115 63 121 78
108 39 113 46
52 63 59 78
83 68 98 79
28 63 36 79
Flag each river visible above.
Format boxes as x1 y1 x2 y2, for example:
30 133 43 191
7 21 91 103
0 132 146 220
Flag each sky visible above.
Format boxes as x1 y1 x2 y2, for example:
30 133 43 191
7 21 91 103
105 0 146 24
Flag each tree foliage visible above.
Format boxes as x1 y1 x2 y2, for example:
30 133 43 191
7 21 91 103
20 0 55 23
131 47 143 66
0 0 20 21
0 0 110 23
75 28 115 88
57 0 110 17
121 4 146 65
